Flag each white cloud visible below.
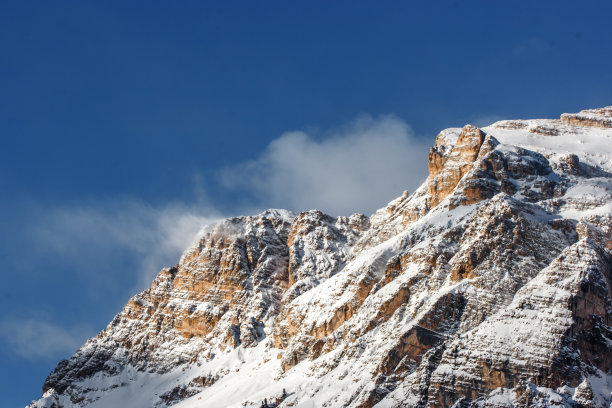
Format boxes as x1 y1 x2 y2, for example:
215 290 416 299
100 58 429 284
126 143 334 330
25 115 430 298
5 114 431 360
219 114 429 216
3 199 220 362
0 319 95 359
30 200 221 290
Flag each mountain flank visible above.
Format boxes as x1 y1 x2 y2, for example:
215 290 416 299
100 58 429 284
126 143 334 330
32 107 612 408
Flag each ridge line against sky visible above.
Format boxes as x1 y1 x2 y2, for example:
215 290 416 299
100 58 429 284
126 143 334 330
1 1 611 406
0 113 428 363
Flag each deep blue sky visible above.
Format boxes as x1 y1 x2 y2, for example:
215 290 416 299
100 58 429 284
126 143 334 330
1 1 611 406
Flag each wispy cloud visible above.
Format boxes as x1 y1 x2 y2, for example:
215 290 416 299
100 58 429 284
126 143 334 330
15 115 430 307
29 200 221 291
23 115 429 298
218 114 429 216
0 319 95 359
6 114 429 363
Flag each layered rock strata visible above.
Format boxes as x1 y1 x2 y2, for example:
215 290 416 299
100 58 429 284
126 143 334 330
33 107 612 408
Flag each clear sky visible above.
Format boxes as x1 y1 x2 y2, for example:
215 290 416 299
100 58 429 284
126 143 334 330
1 1 611 406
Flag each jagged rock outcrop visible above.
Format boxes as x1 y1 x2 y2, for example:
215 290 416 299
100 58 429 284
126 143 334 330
31 107 612 408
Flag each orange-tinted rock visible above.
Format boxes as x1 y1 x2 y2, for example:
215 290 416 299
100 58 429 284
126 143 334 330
427 125 486 209
37 107 612 408
378 325 445 376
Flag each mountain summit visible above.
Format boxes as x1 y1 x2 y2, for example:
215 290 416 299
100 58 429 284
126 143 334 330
32 107 612 408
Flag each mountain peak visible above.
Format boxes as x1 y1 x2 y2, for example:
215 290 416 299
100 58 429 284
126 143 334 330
31 108 612 408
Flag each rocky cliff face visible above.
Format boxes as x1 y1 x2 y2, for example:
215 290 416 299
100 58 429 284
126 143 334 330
32 108 612 408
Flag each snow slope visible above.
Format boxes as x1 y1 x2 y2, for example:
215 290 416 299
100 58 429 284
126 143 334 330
31 107 612 408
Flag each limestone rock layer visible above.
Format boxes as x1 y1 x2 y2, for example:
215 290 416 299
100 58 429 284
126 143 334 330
32 107 612 408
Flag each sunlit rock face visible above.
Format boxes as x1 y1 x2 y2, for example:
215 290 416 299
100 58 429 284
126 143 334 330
33 107 612 408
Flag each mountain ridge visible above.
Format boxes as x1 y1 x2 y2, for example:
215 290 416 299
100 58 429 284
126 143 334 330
32 107 612 408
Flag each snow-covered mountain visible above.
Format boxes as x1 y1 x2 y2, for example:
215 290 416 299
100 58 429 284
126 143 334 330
31 107 612 408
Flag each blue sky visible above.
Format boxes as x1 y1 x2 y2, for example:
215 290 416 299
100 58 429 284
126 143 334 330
1 1 611 405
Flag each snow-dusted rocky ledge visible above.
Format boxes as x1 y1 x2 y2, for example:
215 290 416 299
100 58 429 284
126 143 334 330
32 108 612 408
